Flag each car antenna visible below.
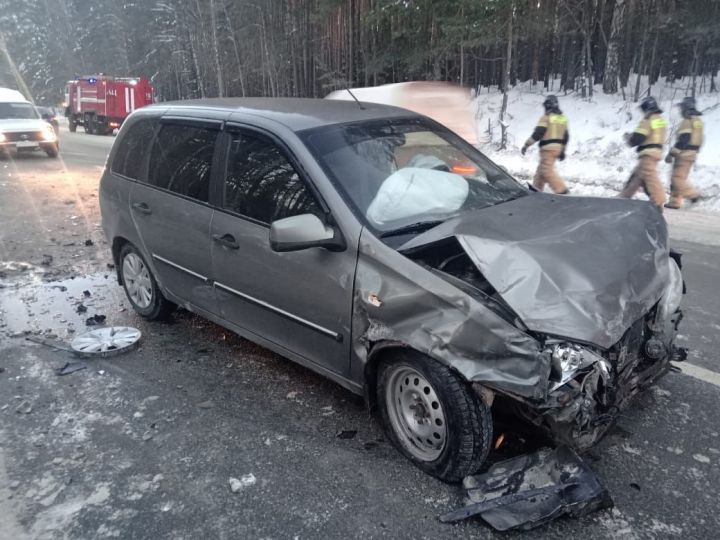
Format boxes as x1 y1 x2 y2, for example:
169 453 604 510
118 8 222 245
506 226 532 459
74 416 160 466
345 87 365 110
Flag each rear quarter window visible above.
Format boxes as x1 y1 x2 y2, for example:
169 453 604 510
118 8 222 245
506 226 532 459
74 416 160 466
111 119 156 181
147 123 218 203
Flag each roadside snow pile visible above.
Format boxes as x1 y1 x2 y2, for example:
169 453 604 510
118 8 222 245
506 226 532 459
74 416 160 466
473 78 720 212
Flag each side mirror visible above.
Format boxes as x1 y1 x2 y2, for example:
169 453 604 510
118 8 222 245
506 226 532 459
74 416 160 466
269 214 345 253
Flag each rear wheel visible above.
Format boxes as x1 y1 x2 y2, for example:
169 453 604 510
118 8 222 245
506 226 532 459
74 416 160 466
377 352 492 483
68 119 77 132
119 244 175 320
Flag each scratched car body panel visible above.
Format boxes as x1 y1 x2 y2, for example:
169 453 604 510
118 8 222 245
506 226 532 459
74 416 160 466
100 97 685 481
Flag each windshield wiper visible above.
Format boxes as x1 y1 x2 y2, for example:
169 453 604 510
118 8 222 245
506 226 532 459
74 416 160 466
380 219 445 238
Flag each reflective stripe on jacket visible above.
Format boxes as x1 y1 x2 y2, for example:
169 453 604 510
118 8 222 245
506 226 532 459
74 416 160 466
632 113 667 157
525 113 569 148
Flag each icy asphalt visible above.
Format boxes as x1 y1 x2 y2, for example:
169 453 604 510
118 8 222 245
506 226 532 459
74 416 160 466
1 128 720 539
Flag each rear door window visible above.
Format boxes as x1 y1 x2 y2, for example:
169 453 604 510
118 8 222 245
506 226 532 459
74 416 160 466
148 123 218 203
111 119 156 181
223 131 320 224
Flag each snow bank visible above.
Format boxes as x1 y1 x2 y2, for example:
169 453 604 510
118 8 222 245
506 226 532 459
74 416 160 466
473 78 720 212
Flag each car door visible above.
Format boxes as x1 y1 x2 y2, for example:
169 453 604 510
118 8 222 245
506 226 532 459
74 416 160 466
129 117 221 314
210 125 355 376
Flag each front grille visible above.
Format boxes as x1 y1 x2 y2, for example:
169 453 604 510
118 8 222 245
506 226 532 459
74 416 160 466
3 131 44 142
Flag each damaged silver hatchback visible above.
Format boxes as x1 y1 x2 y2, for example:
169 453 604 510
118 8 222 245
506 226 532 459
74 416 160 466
100 98 685 482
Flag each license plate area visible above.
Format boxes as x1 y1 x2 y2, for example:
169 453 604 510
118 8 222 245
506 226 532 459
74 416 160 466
16 141 39 148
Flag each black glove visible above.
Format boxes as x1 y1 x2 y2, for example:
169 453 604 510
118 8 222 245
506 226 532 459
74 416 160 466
558 151 566 161
521 145 528 155
665 154 674 164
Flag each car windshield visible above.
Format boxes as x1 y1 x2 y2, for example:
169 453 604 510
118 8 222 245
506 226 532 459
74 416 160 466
301 118 527 233
0 102 40 120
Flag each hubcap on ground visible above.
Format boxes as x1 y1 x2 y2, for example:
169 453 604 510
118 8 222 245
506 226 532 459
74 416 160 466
122 252 153 309
385 365 447 461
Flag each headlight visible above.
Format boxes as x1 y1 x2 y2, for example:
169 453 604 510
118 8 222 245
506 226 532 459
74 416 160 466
0 131 6 143
656 258 683 325
547 342 607 389
42 124 57 142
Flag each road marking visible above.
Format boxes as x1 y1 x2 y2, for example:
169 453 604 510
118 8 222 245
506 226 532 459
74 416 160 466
678 362 720 389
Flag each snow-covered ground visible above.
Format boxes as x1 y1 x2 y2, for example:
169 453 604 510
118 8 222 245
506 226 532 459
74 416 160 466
473 78 720 212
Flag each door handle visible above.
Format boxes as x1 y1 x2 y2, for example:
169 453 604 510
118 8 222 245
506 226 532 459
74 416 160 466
132 202 152 215
213 233 239 250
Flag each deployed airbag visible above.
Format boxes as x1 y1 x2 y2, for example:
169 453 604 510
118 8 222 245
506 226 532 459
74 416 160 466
367 167 468 226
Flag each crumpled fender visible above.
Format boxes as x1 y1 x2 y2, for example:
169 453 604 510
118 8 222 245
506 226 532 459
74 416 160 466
351 228 549 400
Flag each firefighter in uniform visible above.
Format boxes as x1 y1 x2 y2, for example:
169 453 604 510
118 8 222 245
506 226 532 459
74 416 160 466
521 95 569 194
664 96 703 209
619 96 668 208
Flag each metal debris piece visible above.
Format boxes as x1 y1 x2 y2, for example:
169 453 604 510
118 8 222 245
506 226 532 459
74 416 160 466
56 361 88 376
71 326 141 357
439 446 612 531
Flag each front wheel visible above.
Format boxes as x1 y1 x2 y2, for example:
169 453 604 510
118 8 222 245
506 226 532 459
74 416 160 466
377 352 492 483
119 244 175 320
45 143 59 158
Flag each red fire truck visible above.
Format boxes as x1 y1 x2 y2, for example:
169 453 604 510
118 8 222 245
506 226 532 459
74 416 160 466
64 76 154 135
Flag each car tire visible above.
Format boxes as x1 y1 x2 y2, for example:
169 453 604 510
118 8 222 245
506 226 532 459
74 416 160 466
68 120 77 133
45 144 59 158
119 244 175 320
377 351 492 483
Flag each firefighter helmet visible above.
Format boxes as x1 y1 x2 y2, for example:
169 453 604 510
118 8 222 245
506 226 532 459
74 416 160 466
640 96 661 114
679 96 697 114
543 95 559 112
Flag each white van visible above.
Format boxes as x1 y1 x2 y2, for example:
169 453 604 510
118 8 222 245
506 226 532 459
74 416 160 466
326 82 481 146
0 88 59 159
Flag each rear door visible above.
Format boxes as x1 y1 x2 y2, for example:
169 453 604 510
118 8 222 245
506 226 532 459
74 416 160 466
210 126 356 376
129 117 221 314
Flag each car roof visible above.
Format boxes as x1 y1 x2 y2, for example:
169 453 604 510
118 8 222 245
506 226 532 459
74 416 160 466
151 97 418 132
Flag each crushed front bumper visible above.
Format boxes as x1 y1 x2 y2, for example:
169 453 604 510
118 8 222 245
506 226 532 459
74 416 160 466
518 304 685 451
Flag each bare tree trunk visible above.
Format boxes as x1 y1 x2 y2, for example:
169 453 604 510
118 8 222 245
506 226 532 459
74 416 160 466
500 3 514 150
223 1 245 97
603 0 625 94
633 27 647 102
0 32 34 101
209 0 224 97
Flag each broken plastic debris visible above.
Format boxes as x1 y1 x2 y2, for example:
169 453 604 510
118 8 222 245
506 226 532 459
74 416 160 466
439 446 612 530
229 473 257 493
85 314 107 326
55 361 88 376
15 400 33 414
367 293 382 307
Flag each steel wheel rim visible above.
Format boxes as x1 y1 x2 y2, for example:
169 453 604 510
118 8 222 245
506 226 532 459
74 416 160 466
122 252 153 309
385 365 447 461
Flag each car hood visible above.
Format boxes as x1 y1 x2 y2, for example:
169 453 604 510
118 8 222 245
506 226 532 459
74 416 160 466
400 194 670 349
0 119 49 132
